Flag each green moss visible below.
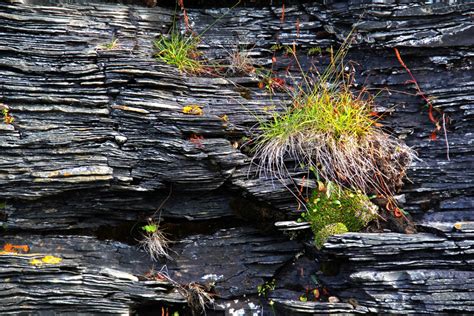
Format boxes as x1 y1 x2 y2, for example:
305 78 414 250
302 183 377 248
315 223 348 249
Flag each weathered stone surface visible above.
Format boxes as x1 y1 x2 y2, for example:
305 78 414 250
166 227 302 299
318 231 474 314
0 0 471 227
0 234 185 314
0 0 472 314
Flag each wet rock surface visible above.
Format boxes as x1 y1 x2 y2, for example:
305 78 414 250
0 0 472 314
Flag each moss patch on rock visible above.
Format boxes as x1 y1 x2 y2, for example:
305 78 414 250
302 183 378 248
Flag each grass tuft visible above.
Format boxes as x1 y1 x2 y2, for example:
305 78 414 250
139 221 172 261
154 32 203 74
183 282 215 315
253 44 416 199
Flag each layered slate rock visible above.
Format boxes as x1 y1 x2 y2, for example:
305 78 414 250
0 0 472 314
318 230 474 314
167 227 302 299
0 0 471 229
0 234 185 314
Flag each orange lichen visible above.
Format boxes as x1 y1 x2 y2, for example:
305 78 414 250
2 243 29 254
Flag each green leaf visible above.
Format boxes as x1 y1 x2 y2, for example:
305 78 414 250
299 295 307 302
142 224 157 233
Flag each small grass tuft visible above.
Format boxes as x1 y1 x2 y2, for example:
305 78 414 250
139 220 172 261
226 48 256 76
183 282 215 316
154 32 203 74
97 37 119 51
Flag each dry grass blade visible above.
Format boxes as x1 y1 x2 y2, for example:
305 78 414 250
183 282 215 315
226 48 256 75
149 268 215 316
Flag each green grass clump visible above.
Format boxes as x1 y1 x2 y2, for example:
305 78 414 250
314 223 348 249
301 183 377 248
154 32 203 74
258 87 374 146
253 44 416 198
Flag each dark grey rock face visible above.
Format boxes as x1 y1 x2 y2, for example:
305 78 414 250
319 232 474 314
0 0 472 314
0 234 185 314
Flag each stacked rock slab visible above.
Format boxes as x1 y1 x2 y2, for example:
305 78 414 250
0 0 472 314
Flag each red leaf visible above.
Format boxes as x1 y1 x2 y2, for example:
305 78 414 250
272 77 285 87
428 104 437 123
394 208 403 218
280 3 285 23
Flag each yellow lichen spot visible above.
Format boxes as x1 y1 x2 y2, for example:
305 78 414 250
30 258 43 266
453 222 463 230
41 255 62 264
263 106 276 112
182 105 203 116
220 114 229 122
29 255 62 266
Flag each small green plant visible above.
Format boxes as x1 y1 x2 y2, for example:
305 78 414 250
257 279 276 298
1 104 14 124
301 182 377 248
139 220 172 261
142 223 158 233
308 47 322 56
154 32 203 74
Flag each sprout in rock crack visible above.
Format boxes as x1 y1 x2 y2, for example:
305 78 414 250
139 221 172 261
